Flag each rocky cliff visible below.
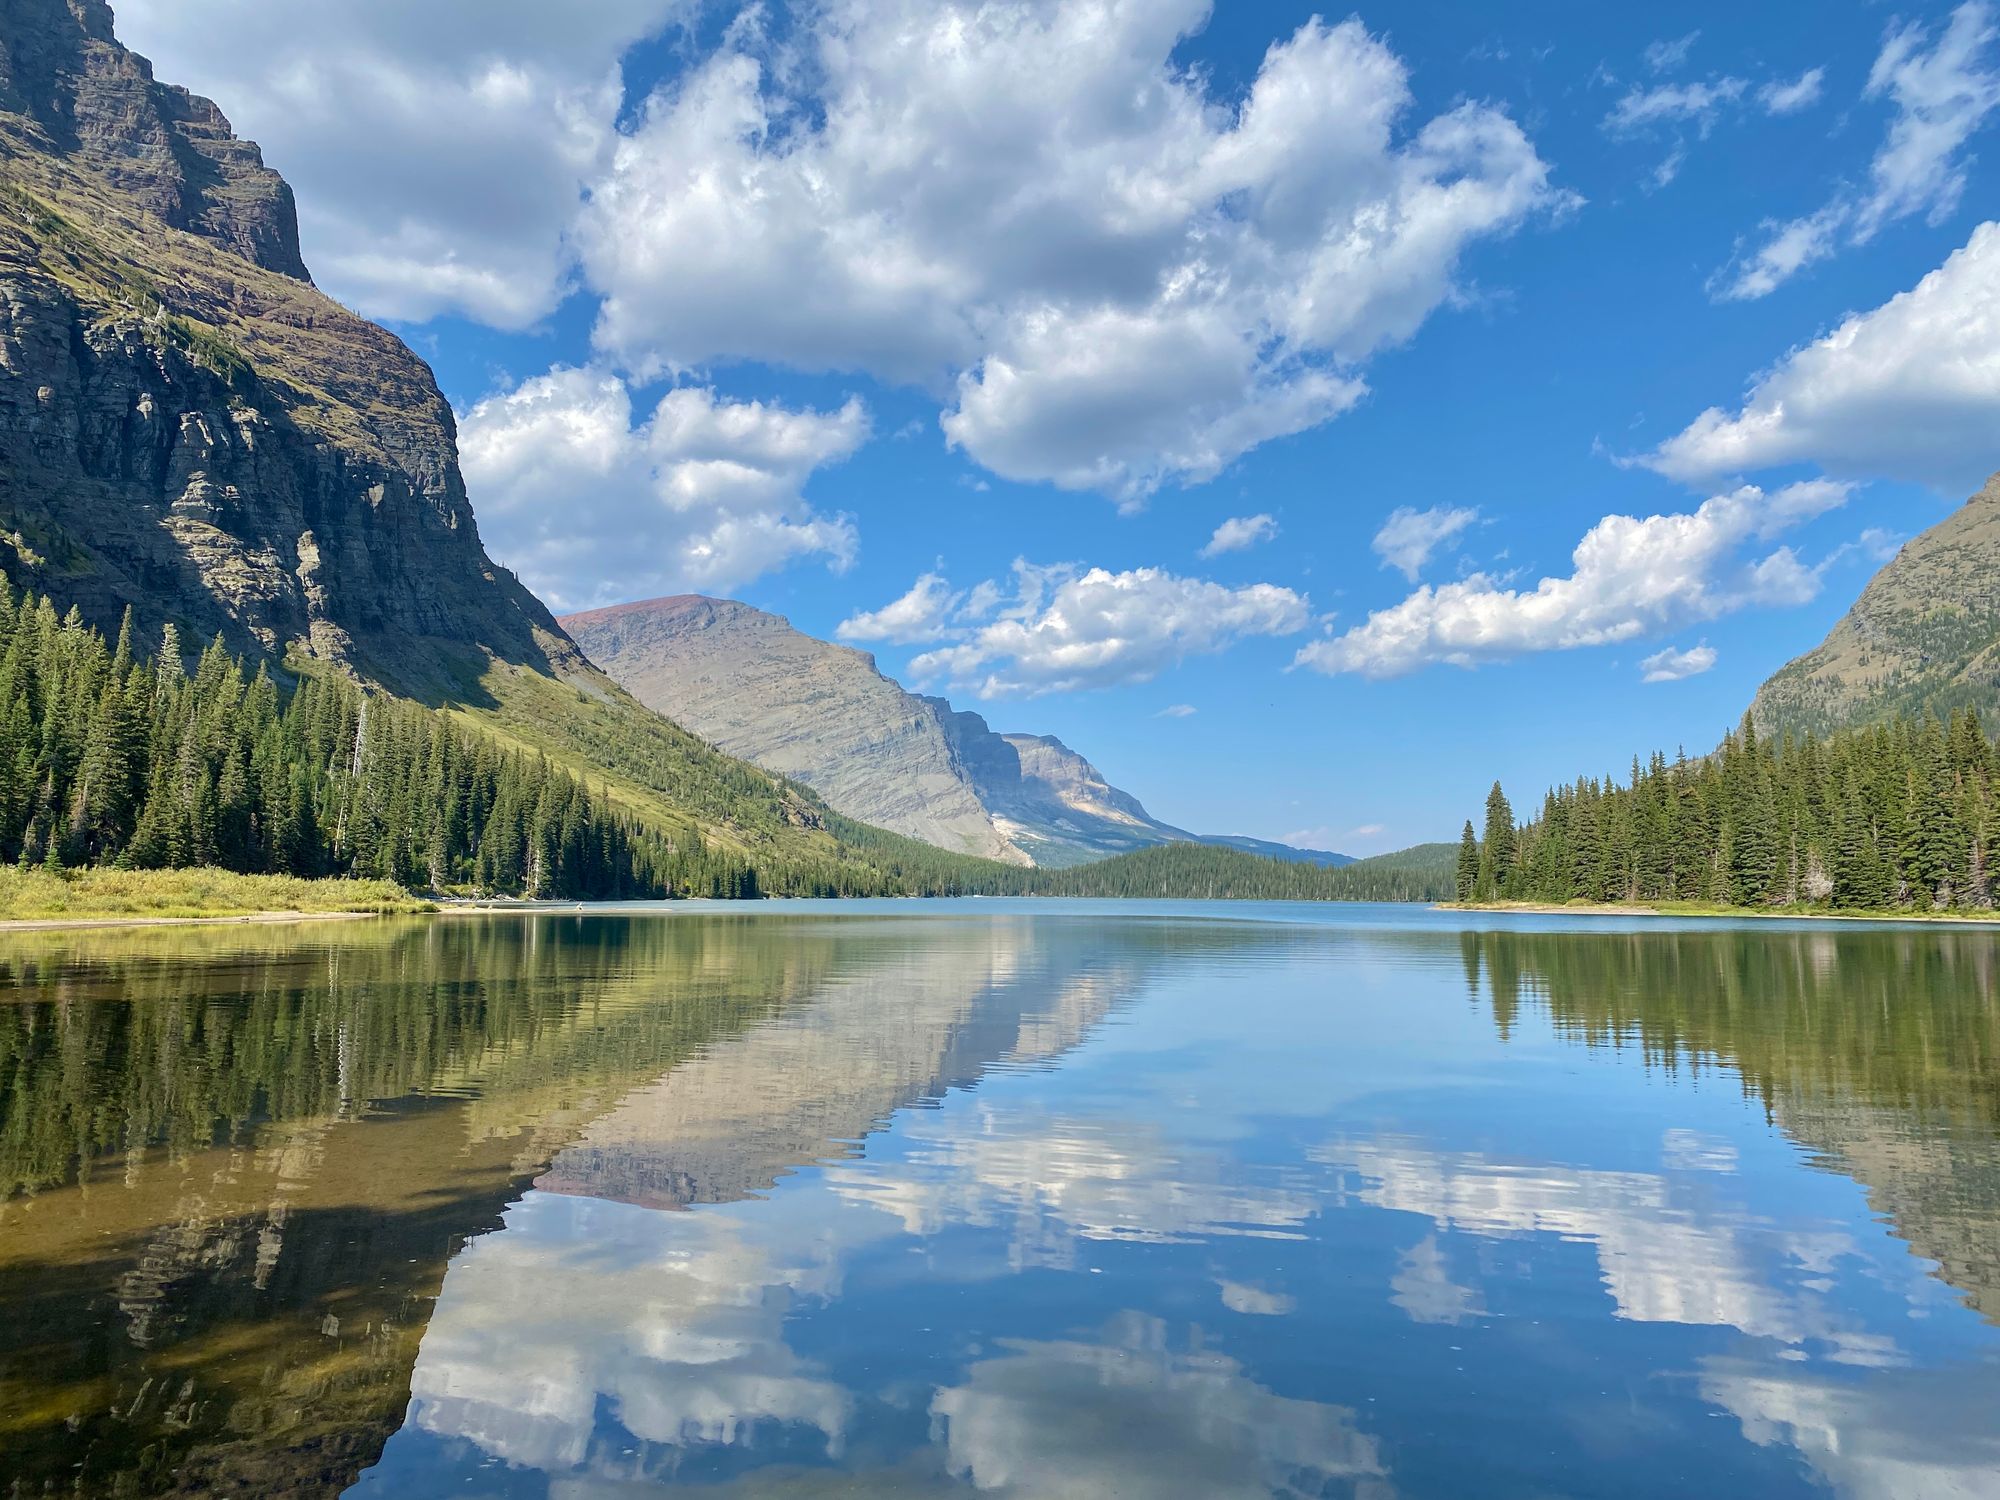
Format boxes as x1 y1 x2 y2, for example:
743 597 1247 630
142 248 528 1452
562 594 1351 868
1753 469 2000 738
0 0 575 689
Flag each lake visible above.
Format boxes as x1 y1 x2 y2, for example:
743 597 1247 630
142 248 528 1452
2 900 1998 1498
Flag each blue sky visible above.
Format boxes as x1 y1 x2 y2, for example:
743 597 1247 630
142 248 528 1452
118 1 2000 855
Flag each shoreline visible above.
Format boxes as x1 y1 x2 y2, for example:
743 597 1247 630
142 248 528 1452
1439 900 2000 928
13 896 2000 935
0 909 395 934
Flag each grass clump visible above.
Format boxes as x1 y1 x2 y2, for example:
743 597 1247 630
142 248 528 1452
0 867 430 922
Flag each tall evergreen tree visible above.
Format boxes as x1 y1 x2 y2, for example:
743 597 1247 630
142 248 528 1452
1455 820 1479 901
1478 782 1516 899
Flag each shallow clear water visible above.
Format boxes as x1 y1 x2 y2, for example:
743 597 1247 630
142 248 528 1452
3 900 1998 1498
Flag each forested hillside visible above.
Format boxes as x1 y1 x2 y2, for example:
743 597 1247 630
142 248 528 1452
0 587 759 897
970 841 1454 901
1461 709 2000 913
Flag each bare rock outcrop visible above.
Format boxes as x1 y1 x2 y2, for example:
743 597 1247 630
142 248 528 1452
0 0 580 691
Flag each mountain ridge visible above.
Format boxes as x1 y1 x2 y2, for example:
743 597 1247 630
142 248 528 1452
561 593 1353 869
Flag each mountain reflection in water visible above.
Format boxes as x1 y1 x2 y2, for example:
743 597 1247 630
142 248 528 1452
2 903 1997 1499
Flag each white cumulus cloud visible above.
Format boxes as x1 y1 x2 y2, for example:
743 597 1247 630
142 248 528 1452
1640 643 1720 682
861 562 1313 698
1713 4 2000 300
1295 481 1849 680
1373 505 1480 580
836 572 961 645
460 368 866 611
116 0 689 327
1200 515 1279 558
1655 221 2000 492
577 0 1566 503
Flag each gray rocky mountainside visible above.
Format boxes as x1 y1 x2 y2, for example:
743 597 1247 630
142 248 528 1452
1752 469 2000 739
0 0 584 692
561 594 1352 869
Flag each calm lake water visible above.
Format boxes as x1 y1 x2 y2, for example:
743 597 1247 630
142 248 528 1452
3 900 1999 1498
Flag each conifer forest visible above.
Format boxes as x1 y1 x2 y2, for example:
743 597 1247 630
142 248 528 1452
1460 710 2000 912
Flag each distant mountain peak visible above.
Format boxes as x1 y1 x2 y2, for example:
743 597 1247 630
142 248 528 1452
562 594 1353 870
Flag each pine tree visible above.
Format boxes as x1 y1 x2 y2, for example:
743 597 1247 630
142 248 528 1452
1478 782 1516 899
1455 820 1479 901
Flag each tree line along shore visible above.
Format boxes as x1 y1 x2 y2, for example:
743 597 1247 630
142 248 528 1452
0 585 1454 921
1453 707 2000 919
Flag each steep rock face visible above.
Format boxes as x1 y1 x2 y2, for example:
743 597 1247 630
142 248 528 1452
943 712 1205 865
561 596 1026 863
0 0 577 689
1753 471 2000 738
1003 732 1161 826
923 695 1205 864
0 0 308 280
563 594 1351 868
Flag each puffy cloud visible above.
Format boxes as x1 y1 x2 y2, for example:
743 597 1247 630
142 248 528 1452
1759 68 1827 116
1218 1280 1295 1316
1713 4 1999 300
578 1 1565 501
1391 1235 1483 1325
835 572 961 645
932 1324 1385 1499
459 368 865 610
1315 1138 1875 1354
1701 1358 2000 1500
1372 504 1480 580
1295 481 1849 680
870 561 1310 698
116 0 688 327
1640 643 1719 682
1605 77 1747 135
942 308 1365 505
1657 223 2000 491
834 1107 1324 1251
406 1193 862 1476
1156 704 1199 719
1200 514 1279 558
